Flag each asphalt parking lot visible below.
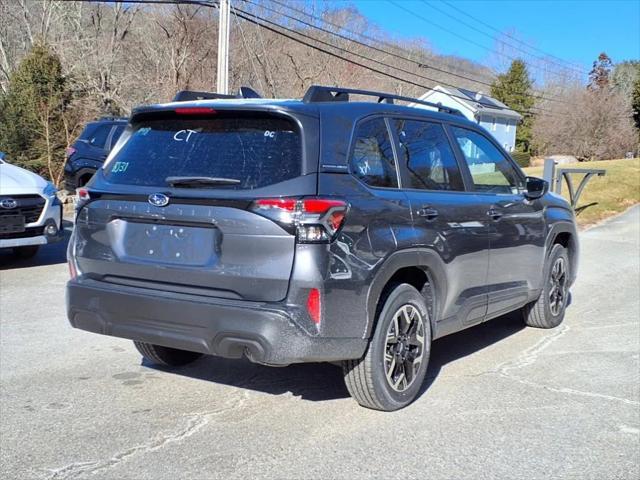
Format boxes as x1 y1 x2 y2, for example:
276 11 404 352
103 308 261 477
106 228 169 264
1 206 639 480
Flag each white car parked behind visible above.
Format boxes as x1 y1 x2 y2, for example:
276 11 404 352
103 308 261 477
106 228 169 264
0 152 63 258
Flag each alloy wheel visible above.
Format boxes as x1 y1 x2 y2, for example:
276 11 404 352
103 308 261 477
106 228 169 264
384 304 426 392
548 257 567 316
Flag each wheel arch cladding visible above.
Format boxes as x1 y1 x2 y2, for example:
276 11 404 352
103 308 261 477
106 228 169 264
547 222 579 286
364 248 447 339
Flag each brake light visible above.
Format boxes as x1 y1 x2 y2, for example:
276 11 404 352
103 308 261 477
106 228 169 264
75 187 90 211
76 187 90 201
65 146 76 158
174 107 216 115
251 197 348 243
306 288 321 324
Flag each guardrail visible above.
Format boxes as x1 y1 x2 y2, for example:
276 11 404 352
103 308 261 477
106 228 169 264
542 159 606 212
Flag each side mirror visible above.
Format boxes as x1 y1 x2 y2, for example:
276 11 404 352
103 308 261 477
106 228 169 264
524 176 548 200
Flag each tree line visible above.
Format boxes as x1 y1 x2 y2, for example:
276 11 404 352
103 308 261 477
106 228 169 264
0 0 638 186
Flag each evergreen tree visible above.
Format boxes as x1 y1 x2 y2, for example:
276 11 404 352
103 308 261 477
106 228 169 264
0 43 70 182
588 52 613 91
632 76 640 133
491 59 535 152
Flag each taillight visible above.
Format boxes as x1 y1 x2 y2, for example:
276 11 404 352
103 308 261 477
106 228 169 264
75 187 90 211
251 197 348 243
65 146 76 158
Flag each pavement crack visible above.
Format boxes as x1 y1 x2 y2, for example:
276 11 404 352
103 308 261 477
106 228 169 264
45 394 250 480
495 324 571 375
492 324 640 407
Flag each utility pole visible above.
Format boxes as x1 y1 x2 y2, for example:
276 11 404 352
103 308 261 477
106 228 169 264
216 0 230 94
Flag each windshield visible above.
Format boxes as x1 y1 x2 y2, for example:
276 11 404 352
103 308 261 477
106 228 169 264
103 114 301 190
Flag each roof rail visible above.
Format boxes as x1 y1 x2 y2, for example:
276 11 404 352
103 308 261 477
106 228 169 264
173 86 262 102
302 85 464 117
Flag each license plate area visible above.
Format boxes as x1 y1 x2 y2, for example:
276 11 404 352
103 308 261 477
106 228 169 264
109 218 220 266
0 215 26 234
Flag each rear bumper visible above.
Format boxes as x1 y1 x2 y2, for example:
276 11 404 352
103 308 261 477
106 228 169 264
66 279 367 366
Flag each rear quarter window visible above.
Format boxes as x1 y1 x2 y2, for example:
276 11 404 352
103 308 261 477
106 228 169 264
103 114 301 190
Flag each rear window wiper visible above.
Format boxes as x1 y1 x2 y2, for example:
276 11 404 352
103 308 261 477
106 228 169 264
165 176 241 188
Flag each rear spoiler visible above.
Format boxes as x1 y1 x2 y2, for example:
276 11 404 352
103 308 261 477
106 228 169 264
173 86 262 102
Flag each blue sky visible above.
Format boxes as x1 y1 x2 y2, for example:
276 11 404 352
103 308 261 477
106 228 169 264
347 0 639 77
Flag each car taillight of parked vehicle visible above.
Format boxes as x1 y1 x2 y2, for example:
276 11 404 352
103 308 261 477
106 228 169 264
65 146 76 158
75 187 90 211
250 198 348 243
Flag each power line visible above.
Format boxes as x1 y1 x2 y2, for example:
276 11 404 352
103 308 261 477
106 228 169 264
422 0 587 76
66 0 571 117
231 4 569 118
388 0 582 83
230 2 266 95
244 0 569 105
264 0 497 84
441 0 587 74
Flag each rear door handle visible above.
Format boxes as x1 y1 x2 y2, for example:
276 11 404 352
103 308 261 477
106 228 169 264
417 206 439 221
486 207 503 220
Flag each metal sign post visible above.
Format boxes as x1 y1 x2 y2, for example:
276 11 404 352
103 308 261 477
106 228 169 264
542 158 606 211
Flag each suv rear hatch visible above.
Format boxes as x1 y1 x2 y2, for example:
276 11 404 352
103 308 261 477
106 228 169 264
74 107 319 302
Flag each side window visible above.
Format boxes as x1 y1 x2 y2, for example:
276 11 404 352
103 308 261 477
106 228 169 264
395 119 464 191
88 125 112 149
452 127 522 194
350 118 398 188
109 125 125 149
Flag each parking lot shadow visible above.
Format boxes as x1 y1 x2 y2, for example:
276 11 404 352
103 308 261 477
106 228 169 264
145 310 526 404
0 220 72 270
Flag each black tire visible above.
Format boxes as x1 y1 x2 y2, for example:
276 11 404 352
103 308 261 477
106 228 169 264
13 245 39 259
523 244 570 329
134 341 203 367
342 283 432 411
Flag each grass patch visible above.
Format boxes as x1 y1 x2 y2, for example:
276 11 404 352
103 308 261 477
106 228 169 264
523 158 640 228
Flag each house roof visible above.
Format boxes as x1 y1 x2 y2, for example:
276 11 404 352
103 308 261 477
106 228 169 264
419 86 523 120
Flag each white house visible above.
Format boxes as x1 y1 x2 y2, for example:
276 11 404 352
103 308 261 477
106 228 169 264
411 85 522 152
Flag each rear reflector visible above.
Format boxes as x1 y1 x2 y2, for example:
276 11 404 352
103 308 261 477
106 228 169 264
68 259 77 280
174 107 216 115
307 288 321 324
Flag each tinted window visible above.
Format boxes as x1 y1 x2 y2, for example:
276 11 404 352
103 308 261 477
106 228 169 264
395 120 464 191
103 115 301 190
109 125 125 149
88 125 112 149
452 127 522 193
350 118 398 188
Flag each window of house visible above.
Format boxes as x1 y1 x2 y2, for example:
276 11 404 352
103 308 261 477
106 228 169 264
350 118 399 188
491 117 497 132
394 119 464 191
505 120 511 133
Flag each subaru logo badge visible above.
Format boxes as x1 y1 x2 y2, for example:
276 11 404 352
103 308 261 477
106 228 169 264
0 198 18 209
148 193 169 207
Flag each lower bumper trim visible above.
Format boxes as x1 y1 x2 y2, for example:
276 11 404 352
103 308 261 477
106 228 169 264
67 279 367 366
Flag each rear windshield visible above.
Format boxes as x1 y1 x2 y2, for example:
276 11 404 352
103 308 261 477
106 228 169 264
103 114 301 189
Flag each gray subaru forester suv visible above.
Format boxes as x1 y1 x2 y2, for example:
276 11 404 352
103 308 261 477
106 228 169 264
66 86 578 411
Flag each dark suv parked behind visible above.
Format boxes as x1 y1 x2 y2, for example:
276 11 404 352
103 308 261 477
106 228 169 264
66 86 578 411
63 117 127 192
